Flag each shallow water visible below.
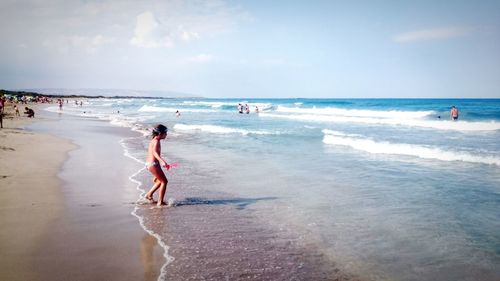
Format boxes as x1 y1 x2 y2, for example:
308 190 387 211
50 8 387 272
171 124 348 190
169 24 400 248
47 98 500 280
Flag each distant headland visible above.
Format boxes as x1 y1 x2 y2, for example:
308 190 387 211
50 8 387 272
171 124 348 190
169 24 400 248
1 88 200 99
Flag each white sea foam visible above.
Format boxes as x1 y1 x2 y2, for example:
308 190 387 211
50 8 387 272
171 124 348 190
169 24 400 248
276 105 434 119
322 129 362 138
138 105 216 113
45 105 151 136
322 130 500 166
120 138 174 281
181 101 274 111
174 123 277 136
182 101 232 108
253 103 274 111
108 115 152 136
260 113 500 131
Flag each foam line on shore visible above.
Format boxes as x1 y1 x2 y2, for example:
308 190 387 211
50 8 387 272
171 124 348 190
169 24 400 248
120 137 174 281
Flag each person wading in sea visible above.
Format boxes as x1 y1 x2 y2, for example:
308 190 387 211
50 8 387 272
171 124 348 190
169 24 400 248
450 105 459 121
144 124 171 206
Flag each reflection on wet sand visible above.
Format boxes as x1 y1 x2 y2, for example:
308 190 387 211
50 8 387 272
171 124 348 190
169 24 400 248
140 234 161 281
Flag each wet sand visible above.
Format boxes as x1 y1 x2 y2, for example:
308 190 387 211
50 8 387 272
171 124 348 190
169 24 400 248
132 152 361 281
0 107 163 281
138 196 357 280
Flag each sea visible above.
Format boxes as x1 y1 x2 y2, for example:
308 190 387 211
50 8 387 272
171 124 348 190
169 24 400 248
46 98 500 281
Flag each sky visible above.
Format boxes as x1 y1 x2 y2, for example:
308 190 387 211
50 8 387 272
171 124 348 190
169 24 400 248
1 0 499 98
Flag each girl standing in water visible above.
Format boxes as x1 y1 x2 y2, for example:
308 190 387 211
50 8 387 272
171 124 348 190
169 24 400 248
145 124 171 206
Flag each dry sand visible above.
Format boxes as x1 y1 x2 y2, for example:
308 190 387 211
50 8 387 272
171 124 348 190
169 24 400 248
0 103 76 280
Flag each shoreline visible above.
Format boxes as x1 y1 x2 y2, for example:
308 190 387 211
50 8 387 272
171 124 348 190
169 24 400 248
0 104 76 280
28 111 163 281
1 105 163 281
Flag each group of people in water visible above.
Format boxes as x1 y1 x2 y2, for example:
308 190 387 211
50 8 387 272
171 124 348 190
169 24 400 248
237 103 259 114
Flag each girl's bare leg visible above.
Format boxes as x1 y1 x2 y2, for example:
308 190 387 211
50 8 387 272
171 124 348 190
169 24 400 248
145 180 160 202
157 183 167 206
147 166 168 206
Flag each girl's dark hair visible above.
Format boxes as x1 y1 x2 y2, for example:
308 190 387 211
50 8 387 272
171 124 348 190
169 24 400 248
152 124 167 137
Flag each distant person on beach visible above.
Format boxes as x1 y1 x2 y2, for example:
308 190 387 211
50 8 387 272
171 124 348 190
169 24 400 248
245 104 250 114
145 124 170 206
0 97 4 128
255 106 259 113
176 110 180 117
58 99 63 110
14 105 20 116
238 103 243 114
24 107 35 118
0 96 5 114
450 106 459 121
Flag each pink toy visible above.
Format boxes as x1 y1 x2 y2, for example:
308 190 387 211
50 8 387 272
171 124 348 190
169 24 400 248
165 163 179 170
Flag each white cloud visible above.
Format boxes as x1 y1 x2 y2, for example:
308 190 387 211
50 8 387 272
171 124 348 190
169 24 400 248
187 54 214 63
130 10 215 48
393 27 470 43
128 1 245 49
130 11 174 48
0 1 245 52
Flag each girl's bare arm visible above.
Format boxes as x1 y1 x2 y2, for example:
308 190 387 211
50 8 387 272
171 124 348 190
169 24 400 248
152 139 167 166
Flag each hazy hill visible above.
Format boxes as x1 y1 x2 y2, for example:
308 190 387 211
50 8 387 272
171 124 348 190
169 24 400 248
19 88 199 98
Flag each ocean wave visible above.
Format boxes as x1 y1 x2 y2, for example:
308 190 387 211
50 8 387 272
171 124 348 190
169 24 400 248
260 113 500 131
182 101 234 108
321 129 363 138
322 131 500 166
174 124 277 136
138 105 216 113
181 101 274 111
276 105 434 119
45 105 151 135
108 115 153 136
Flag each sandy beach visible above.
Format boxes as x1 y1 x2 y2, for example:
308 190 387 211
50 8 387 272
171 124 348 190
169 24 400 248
0 104 75 280
0 104 163 281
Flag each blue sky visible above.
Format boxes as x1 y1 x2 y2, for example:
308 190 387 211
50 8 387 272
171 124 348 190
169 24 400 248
0 0 499 98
